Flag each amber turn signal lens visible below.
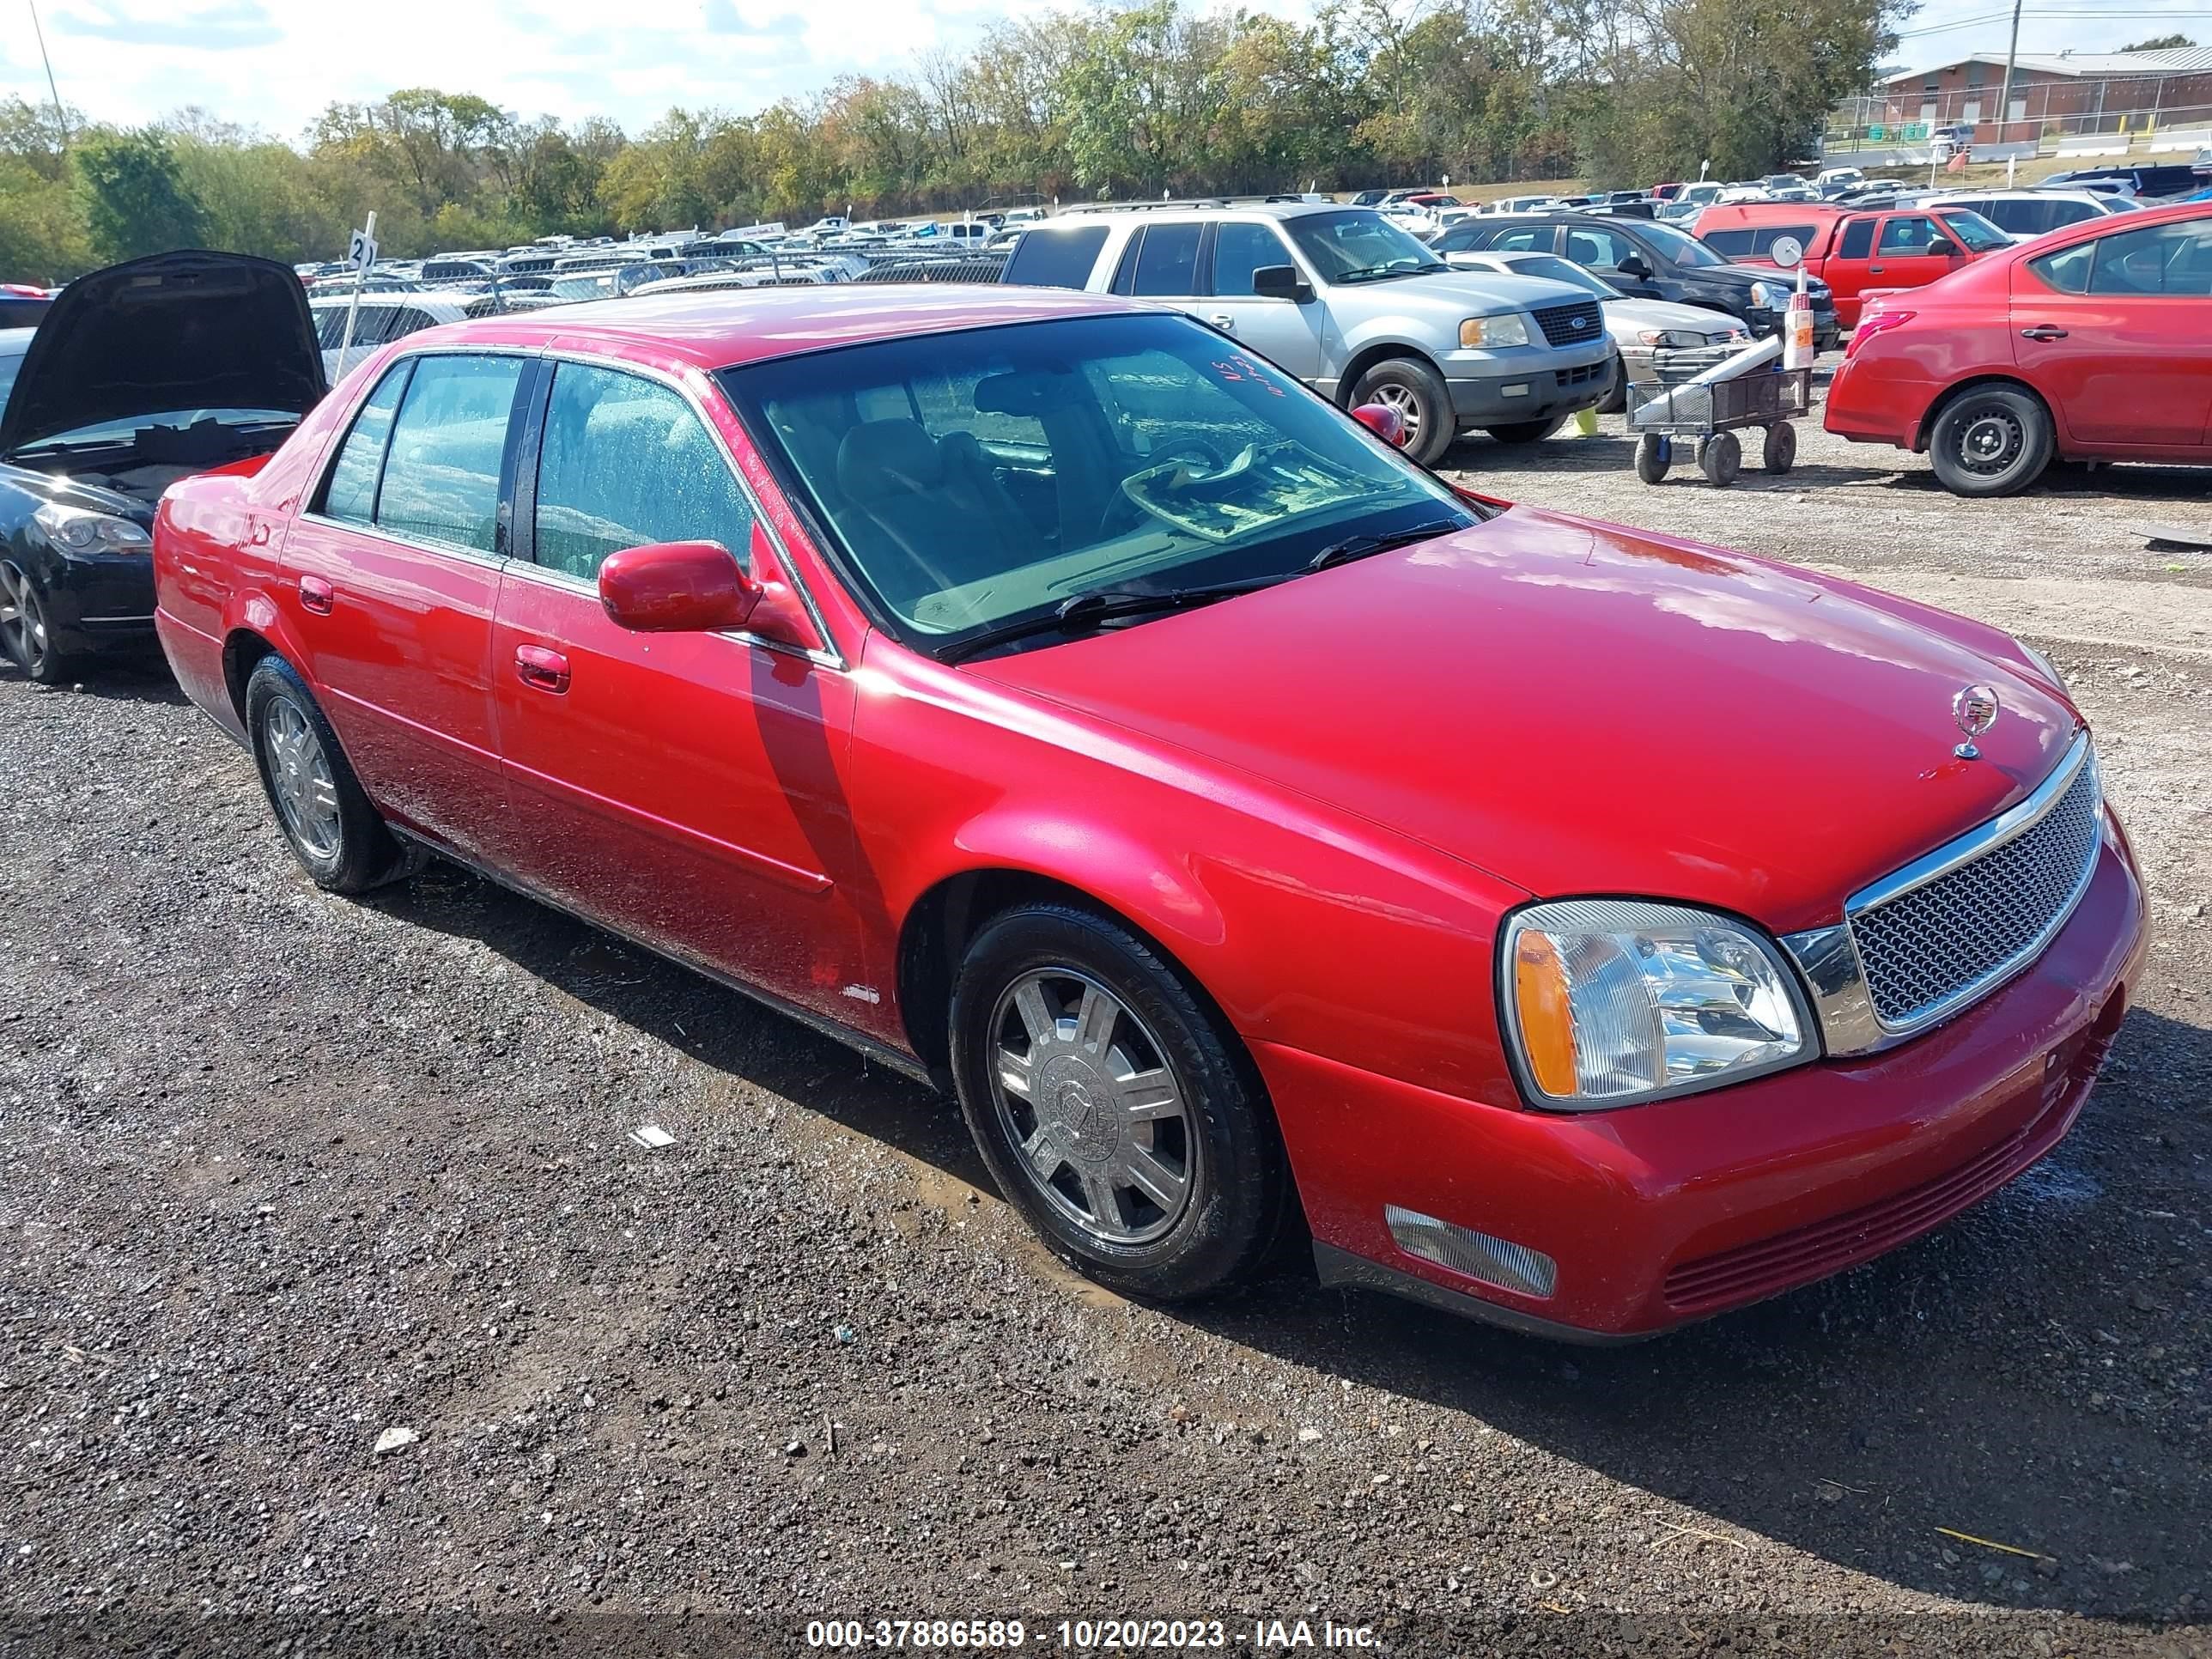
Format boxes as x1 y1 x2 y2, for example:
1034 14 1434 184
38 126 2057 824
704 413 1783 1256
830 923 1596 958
1513 931 1577 1097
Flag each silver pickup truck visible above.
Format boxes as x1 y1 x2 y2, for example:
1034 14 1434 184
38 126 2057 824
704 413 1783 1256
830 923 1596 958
1001 202 1614 465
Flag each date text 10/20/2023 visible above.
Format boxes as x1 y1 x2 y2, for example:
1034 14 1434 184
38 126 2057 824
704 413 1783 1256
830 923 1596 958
804 1620 1382 1649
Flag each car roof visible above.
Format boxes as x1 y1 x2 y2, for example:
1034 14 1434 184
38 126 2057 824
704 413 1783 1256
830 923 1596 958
397 283 1138 374
1057 200 1346 223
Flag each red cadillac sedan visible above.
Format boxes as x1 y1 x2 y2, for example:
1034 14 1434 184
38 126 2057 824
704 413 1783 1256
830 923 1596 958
154 286 2145 1340
1825 200 2212 495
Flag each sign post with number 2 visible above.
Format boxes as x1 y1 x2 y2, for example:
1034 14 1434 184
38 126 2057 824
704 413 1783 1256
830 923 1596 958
334 210 380 384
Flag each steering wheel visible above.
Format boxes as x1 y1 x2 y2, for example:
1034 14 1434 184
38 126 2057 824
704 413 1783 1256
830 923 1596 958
1097 436 1232 536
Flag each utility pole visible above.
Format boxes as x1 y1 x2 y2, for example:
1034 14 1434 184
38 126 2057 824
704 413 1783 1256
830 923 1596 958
1996 0 2023 145
27 0 70 149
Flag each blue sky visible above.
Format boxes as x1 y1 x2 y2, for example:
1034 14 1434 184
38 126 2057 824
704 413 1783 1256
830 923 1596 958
3 0 2200 141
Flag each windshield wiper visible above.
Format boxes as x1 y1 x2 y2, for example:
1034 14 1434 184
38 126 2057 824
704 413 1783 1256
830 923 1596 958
1305 518 1467 572
1337 262 1447 283
938 576 1284 664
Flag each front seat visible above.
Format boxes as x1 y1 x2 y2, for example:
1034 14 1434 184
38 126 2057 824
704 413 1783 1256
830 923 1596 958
834 418 1032 605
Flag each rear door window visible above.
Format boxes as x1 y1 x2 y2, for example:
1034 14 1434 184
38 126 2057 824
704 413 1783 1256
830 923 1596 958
319 361 413 526
1003 226 1109 290
1565 226 1639 271
373 354 526 556
2028 241 2094 294
1488 224 1556 253
1127 224 1205 297
2086 222 2212 296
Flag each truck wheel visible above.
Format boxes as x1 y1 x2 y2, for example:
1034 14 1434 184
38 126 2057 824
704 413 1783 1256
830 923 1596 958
950 902 1290 1303
1928 384 2052 497
1762 421 1797 473
1634 434 1673 484
1699 429 1742 486
1349 358 1454 467
1486 416 1567 445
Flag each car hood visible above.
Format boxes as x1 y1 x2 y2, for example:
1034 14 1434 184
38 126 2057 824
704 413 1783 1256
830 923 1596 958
1364 269 1595 319
0 250 326 458
1603 296 1746 338
969 507 2079 933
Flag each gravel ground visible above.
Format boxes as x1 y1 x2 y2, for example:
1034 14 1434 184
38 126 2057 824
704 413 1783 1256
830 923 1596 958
1 381 2208 1657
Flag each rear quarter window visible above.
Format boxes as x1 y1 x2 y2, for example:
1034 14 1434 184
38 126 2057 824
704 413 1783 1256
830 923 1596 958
1700 224 1817 259
1003 226 1109 290
1838 217 1875 259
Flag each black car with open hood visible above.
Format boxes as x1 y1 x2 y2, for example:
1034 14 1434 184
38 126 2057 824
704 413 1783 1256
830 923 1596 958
0 249 325 683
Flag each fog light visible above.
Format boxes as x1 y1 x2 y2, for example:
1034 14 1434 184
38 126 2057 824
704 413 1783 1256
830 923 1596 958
1385 1205 1557 1298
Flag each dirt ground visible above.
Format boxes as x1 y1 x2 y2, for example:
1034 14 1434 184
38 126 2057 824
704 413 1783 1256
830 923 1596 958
1 379 2207 1657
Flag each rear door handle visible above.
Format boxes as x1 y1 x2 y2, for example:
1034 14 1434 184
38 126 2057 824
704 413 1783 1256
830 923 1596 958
2020 325 2069 341
298 574 334 615
514 643 570 694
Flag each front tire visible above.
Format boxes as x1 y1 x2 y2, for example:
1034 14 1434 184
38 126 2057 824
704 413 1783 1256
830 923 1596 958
1928 384 2052 497
0 561 68 684
244 654 417 894
1349 357 1455 467
950 903 1289 1303
1597 351 1627 415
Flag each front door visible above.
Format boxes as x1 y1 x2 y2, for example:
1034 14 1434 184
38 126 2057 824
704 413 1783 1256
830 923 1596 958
2011 218 2212 449
1202 220 1329 381
283 350 526 860
1863 213 1961 301
487 358 866 1019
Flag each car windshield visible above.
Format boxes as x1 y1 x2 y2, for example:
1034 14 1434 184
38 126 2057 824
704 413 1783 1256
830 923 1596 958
1637 222 1727 267
550 275 619 301
721 313 1475 658
1937 209 2011 252
14 408 300 453
1285 210 1446 283
1498 254 1619 298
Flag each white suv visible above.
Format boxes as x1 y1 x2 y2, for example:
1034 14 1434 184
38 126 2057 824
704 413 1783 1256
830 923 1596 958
1000 203 1615 463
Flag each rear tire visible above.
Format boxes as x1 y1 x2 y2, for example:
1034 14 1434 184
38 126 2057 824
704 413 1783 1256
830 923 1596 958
0 561 69 684
1635 433 1673 484
950 902 1289 1303
244 654 418 895
1485 415 1568 445
1349 357 1455 467
1928 384 2052 497
1762 421 1797 474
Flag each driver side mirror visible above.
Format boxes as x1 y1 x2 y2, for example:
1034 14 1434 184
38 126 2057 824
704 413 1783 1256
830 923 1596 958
1351 403 1409 447
1251 264 1315 303
599 540 758 632
1619 255 1654 281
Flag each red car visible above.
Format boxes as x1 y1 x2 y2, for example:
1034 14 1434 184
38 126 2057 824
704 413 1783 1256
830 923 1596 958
154 287 2145 1340
1826 201 2212 495
1693 201 2011 328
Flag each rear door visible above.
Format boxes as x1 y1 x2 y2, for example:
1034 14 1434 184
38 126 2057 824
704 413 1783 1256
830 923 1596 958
488 357 867 1017
1201 219 1328 380
2011 218 2212 449
283 350 526 859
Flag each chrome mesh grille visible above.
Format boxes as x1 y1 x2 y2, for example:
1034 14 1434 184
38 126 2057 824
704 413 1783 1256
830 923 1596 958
1850 759 2102 1028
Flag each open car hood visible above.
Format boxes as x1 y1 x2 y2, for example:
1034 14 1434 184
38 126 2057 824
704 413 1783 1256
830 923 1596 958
0 250 326 458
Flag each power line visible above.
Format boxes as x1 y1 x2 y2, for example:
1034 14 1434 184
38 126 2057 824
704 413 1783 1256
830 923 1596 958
26 0 69 149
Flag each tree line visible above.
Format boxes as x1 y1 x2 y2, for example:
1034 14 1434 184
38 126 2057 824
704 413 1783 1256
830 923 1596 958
0 0 1903 282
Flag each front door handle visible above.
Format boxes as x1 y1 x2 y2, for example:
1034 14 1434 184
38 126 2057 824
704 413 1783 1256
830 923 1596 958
1208 313 1236 331
298 574 334 615
2020 325 2069 342
514 643 570 694
1867 264 1885 274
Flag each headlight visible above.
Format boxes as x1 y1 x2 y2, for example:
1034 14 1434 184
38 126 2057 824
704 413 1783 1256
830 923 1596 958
33 502 151 556
1501 899 1812 1109
1748 281 1784 308
1637 328 1724 349
2013 637 2068 693
1461 313 1532 349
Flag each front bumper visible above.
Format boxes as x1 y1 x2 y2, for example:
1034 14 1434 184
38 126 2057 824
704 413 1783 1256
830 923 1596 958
1257 830 2147 1340
32 550 158 655
1445 356 1613 426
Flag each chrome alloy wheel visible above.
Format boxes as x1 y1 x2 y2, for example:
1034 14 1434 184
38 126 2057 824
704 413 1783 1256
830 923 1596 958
0 562 49 674
1370 381 1425 451
988 969 1196 1247
260 696 343 861
1955 406 2024 476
